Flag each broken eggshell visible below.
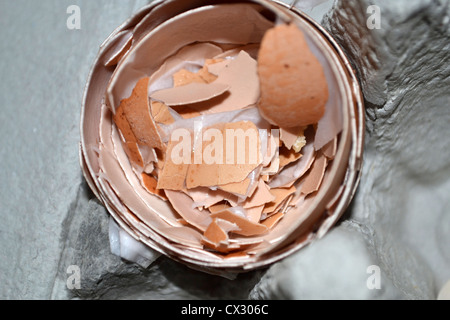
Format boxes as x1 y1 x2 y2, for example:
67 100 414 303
80 0 364 273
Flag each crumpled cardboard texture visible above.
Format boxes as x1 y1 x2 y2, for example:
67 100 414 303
1 0 449 300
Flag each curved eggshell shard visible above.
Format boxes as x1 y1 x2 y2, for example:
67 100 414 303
210 209 268 236
156 137 190 191
204 219 229 245
158 226 204 250
300 152 328 195
257 23 329 128
262 185 297 215
103 30 133 67
109 110 182 228
165 189 213 231
141 173 167 200
115 77 165 151
150 82 230 106
261 211 284 229
243 179 274 209
203 51 260 114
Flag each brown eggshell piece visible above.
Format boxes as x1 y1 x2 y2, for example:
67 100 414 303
165 189 212 231
210 209 268 237
263 185 297 214
151 101 175 125
218 178 251 197
113 105 144 168
257 24 329 128
243 179 275 209
261 211 284 229
186 121 261 189
208 202 232 214
300 152 328 195
157 139 190 191
117 77 165 151
245 205 265 224
278 146 303 168
141 173 167 200
204 219 229 245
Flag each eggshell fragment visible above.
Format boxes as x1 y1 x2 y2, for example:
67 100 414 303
186 121 261 189
141 173 167 200
219 178 252 196
210 209 268 236
206 59 230 76
257 24 329 128
116 77 165 151
261 212 284 229
245 205 265 224
103 30 133 67
280 127 304 150
300 152 328 195
165 189 212 231
263 185 297 214
322 136 337 160
243 179 275 209
151 101 175 125
204 219 228 245
208 202 232 214
157 139 190 190
279 146 303 168
173 69 207 87
203 51 260 114
151 82 230 106
113 105 144 168
185 187 237 209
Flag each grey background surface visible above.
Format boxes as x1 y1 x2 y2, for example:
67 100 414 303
1 0 449 300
